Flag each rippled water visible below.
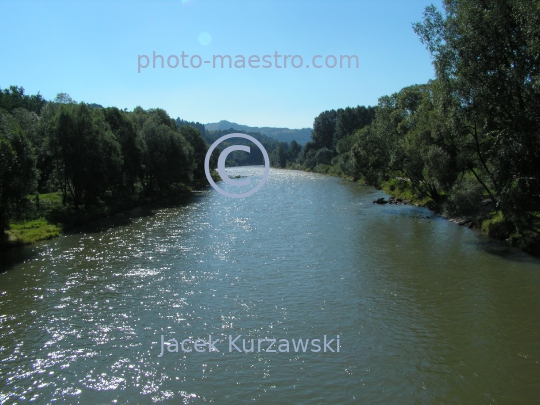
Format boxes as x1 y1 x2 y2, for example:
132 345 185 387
1 168 540 404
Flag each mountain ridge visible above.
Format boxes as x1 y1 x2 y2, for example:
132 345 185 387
205 120 312 145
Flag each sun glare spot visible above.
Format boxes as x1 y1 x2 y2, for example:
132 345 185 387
198 32 212 46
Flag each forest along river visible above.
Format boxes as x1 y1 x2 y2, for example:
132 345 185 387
1 167 540 404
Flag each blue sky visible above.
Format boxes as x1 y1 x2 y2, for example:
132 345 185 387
1 0 443 129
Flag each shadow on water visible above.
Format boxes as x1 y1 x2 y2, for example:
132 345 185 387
467 236 540 264
367 185 540 265
0 190 208 274
63 190 205 235
0 245 39 274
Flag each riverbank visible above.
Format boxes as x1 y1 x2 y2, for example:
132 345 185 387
293 166 540 257
6 167 538 257
0 177 218 250
379 178 540 257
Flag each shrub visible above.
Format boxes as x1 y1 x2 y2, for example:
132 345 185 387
443 178 484 216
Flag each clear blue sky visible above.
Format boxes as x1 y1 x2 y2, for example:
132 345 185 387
1 0 442 129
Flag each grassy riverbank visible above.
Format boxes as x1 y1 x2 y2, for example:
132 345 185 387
2 193 63 247
1 175 220 249
1 190 193 248
6 218 61 245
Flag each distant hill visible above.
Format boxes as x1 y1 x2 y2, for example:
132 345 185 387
205 120 312 145
201 128 280 167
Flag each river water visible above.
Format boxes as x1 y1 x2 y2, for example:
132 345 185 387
1 168 540 404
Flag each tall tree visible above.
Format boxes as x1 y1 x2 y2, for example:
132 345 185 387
312 110 338 150
103 107 144 193
0 110 38 229
50 103 122 208
287 140 302 163
0 86 46 114
179 126 208 179
414 0 540 230
336 106 377 139
141 115 194 193
271 142 287 168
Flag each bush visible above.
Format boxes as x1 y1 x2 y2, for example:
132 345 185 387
443 178 484 216
481 211 515 239
314 164 331 174
315 148 333 166
513 230 540 256
328 164 344 177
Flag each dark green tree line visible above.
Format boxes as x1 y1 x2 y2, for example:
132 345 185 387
288 0 540 253
413 0 540 231
0 110 38 229
0 89 214 232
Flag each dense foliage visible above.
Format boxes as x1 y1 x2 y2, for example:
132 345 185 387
0 89 213 230
0 87 290 235
283 0 540 253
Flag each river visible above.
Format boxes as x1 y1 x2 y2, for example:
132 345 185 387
1 168 540 404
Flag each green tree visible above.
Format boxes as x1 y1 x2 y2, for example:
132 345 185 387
336 106 376 139
271 142 287 168
0 86 46 114
350 125 390 185
287 140 302 163
315 147 333 166
50 103 122 208
312 110 337 150
141 115 194 193
297 141 317 169
36 102 64 193
414 0 540 229
103 107 144 193
179 126 208 179
0 110 38 229
54 92 76 105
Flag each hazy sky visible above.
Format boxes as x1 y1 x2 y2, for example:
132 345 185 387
1 0 443 128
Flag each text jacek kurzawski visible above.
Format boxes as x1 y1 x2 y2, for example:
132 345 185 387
158 335 340 356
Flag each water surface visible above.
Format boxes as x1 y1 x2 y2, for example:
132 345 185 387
1 168 540 404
